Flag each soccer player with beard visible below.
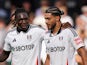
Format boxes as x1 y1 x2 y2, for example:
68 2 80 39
44 7 87 65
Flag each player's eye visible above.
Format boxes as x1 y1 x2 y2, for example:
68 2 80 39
45 18 50 20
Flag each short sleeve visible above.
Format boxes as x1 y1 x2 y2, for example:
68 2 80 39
69 28 85 50
3 34 11 51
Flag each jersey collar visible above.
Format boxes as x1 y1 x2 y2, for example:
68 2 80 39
50 26 61 37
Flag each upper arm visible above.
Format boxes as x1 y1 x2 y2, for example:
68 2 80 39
77 47 87 65
68 28 85 50
77 47 86 56
68 28 87 65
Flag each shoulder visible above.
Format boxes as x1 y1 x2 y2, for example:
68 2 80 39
7 27 16 33
6 27 17 36
30 24 45 31
29 24 46 36
62 28 78 37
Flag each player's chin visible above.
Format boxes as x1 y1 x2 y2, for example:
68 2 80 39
21 26 28 29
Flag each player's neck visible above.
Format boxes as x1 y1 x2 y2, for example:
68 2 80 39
51 22 61 35
17 25 29 33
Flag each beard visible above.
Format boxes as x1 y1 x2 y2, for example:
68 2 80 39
47 23 56 34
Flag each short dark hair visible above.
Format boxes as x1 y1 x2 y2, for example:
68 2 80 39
15 8 28 19
15 8 29 21
45 7 64 16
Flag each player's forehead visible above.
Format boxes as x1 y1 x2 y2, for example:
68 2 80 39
17 12 28 19
44 13 52 18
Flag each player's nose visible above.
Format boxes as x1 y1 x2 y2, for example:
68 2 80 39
22 20 26 23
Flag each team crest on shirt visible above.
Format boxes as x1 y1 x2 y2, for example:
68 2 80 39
27 35 32 40
12 38 16 42
59 36 63 40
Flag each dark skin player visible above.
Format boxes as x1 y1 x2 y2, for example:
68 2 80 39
0 8 29 62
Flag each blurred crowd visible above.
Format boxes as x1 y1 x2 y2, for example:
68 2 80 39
0 0 87 65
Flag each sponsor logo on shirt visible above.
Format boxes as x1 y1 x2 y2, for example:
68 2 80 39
46 46 65 52
12 44 34 51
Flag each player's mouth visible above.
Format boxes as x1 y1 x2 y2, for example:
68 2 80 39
21 24 28 29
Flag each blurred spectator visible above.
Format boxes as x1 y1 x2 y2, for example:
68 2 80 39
22 1 32 14
75 5 87 41
0 9 10 28
33 15 48 30
0 9 8 47
4 0 11 10
75 5 87 65
35 0 49 16
33 0 49 31
28 12 35 24
0 9 10 65
57 5 74 27
54 0 66 8
76 5 87 30
66 0 78 18
22 1 35 24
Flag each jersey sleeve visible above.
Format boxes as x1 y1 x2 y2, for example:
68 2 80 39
68 28 85 50
3 34 11 51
